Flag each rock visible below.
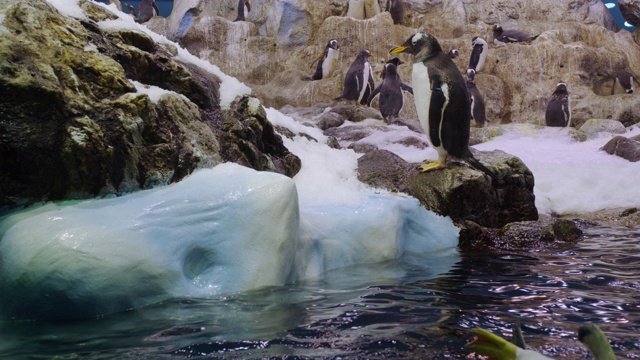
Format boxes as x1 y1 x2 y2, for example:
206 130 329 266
619 0 640 27
459 216 583 249
330 104 383 122
0 0 300 207
601 135 640 162
358 149 538 228
578 119 627 139
317 111 346 130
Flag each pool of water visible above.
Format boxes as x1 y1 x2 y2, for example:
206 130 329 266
1 224 639 359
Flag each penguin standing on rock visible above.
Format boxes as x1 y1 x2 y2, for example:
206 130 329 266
466 69 488 127
390 32 498 180
306 39 339 81
367 61 413 123
489 24 539 46
137 0 159 23
545 82 571 127
335 50 375 105
611 70 640 94
234 0 251 22
468 36 488 73
386 0 404 25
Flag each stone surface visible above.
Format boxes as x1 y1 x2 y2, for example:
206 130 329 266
0 0 300 207
601 135 640 162
578 118 627 139
358 149 538 228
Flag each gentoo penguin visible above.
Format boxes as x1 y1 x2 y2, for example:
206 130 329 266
367 62 413 122
545 82 571 127
489 24 539 46
380 57 403 79
335 50 375 105
466 69 488 127
386 0 404 25
611 70 639 94
390 33 497 180
468 328 555 360
234 0 251 22
137 0 159 23
468 36 488 73
306 39 339 81
448 48 460 59
124 2 137 18
347 0 381 19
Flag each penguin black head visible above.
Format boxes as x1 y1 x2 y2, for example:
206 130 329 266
466 68 476 82
389 32 443 61
448 48 460 59
489 24 503 35
386 57 404 67
356 50 373 61
327 39 339 50
384 62 399 77
554 82 568 94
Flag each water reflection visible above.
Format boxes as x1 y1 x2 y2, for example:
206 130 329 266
1 225 639 358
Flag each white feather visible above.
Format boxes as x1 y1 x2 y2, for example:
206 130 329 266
358 61 371 102
322 47 338 78
565 94 572 127
412 62 445 156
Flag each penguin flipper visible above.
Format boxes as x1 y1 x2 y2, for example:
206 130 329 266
400 83 413 95
465 152 498 182
367 85 382 106
245 0 251 13
309 53 325 69
152 1 160 17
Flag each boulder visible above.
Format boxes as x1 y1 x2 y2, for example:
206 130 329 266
619 0 640 27
0 0 300 207
578 118 627 139
601 135 640 162
358 149 538 228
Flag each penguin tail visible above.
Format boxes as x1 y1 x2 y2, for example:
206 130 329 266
465 152 499 183
529 34 540 42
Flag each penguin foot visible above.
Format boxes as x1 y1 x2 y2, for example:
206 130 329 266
418 162 445 172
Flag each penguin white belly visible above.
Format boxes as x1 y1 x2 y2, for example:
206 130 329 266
322 48 338 78
476 49 487 72
364 0 381 18
565 95 572 127
347 0 366 19
412 63 435 146
358 62 372 102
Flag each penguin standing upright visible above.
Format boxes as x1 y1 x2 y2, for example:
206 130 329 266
335 50 375 105
611 70 639 94
468 36 488 73
466 69 488 127
347 0 381 19
137 0 159 23
306 39 339 81
234 0 251 22
364 0 382 18
386 0 404 24
489 24 539 46
545 82 571 127
390 32 497 180
367 61 413 122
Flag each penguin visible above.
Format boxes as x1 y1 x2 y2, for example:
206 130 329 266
367 62 413 123
466 69 488 127
347 0 381 19
380 57 403 79
468 36 488 73
545 82 571 127
234 0 251 22
390 32 498 180
611 70 639 94
448 49 460 59
137 0 159 23
335 50 375 105
386 0 404 25
124 2 137 18
306 39 339 81
467 328 554 360
578 324 617 360
489 24 539 46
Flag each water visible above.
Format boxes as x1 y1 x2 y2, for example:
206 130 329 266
1 224 639 359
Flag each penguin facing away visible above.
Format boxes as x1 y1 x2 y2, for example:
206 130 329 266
380 57 403 79
611 70 640 94
335 50 375 105
545 82 571 127
468 36 488 73
489 24 539 46
306 39 339 81
390 33 498 181
137 0 159 23
234 0 251 22
386 0 405 25
466 69 488 127
367 62 413 122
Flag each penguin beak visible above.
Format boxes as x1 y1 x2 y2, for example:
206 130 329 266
489 25 495 31
390 46 409 55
